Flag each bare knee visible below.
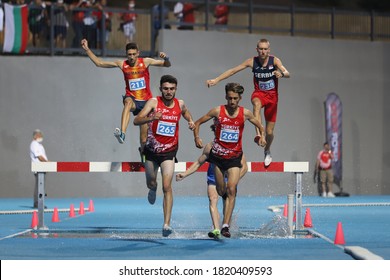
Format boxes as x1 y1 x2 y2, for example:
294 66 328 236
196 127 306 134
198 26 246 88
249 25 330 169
209 193 219 204
123 98 133 108
162 184 172 194
252 99 261 112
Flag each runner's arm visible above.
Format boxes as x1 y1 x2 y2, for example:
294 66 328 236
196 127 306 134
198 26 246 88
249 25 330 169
133 98 160 125
179 100 195 130
193 108 219 148
144 52 171 67
176 144 211 181
274 57 290 78
206 58 252 87
81 39 121 68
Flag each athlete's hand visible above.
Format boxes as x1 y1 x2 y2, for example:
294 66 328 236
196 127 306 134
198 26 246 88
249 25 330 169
206 79 217 87
194 137 203 149
150 111 162 121
273 70 284 79
159 52 168 59
254 135 267 147
188 121 195 131
176 173 185 182
81 39 89 51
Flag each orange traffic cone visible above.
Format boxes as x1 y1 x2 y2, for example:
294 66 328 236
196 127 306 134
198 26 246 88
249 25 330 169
88 199 94 212
31 211 39 229
283 204 288 217
52 207 60 222
304 208 313 228
79 202 85 215
334 222 346 245
69 204 76 218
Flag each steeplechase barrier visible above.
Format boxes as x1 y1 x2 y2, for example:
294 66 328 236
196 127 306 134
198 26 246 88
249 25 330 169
32 161 309 232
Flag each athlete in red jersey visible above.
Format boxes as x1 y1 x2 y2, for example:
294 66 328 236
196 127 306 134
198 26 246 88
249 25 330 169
206 38 290 167
134 75 195 237
81 39 171 159
315 142 335 198
193 82 265 238
214 0 231 26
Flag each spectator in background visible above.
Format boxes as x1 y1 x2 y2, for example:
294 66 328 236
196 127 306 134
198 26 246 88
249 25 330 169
152 3 170 49
178 2 195 30
28 0 48 47
53 0 69 49
81 0 97 49
30 129 48 209
173 1 183 28
95 0 112 48
70 0 87 48
214 0 231 31
314 142 335 198
119 0 137 43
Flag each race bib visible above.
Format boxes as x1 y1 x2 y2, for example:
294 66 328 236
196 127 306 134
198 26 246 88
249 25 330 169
259 80 275 91
220 128 239 143
129 77 146 91
157 121 176 137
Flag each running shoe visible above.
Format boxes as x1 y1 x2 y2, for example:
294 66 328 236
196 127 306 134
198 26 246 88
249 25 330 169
208 229 221 239
321 192 327 197
327 192 335 198
264 151 272 167
148 188 157 204
114 128 125 144
162 225 173 237
221 226 231 238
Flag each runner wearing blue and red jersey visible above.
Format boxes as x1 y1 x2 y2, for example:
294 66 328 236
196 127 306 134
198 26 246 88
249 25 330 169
206 38 290 167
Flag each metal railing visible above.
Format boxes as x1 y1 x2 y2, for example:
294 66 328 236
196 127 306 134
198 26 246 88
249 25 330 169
1 1 389 57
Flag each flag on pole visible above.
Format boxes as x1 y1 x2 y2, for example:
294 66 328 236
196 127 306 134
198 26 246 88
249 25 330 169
324 92 342 185
3 3 29 54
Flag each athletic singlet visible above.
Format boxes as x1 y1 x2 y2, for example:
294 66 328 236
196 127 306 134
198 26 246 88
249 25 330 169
211 105 245 159
317 150 333 169
122 58 152 101
252 55 278 95
145 96 182 154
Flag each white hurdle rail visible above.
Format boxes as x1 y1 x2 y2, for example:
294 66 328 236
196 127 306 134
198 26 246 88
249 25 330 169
32 161 309 231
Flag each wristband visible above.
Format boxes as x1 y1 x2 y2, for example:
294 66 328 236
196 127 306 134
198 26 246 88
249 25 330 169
164 56 170 61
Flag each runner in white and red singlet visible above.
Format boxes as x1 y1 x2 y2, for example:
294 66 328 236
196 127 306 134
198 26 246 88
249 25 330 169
206 38 290 167
134 75 195 237
193 82 265 238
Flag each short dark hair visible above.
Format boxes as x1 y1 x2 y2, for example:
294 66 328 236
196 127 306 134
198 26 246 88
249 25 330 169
324 142 329 146
225 82 244 95
125 42 139 52
160 75 178 86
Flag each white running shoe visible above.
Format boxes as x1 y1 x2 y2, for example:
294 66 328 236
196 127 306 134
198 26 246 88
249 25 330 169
321 192 327 197
114 128 125 144
327 192 335 198
264 151 272 167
